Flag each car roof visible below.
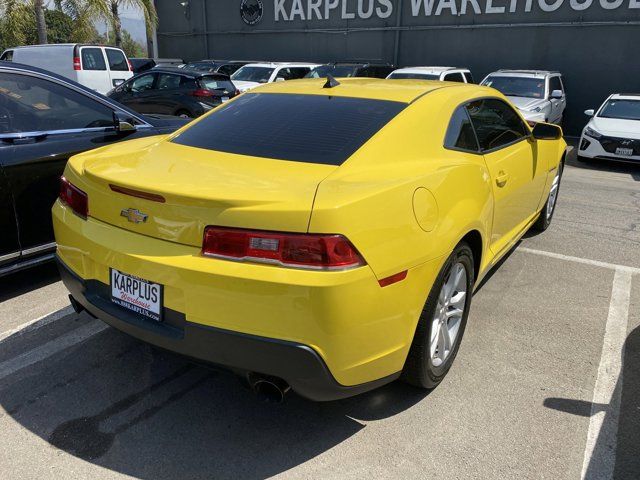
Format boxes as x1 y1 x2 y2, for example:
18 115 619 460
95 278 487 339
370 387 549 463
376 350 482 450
240 62 321 68
252 77 490 103
392 66 468 74
318 62 394 67
191 60 256 64
147 67 230 78
610 93 640 100
489 69 560 78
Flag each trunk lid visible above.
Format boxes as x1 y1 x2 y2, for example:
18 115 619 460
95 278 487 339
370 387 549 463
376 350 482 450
71 139 335 246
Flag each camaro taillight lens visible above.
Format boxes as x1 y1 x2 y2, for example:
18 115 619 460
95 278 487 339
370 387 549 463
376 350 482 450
202 227 365 270
59 176 88 219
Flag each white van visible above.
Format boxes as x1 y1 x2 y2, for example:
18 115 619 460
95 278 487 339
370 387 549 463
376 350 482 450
0 44 133 94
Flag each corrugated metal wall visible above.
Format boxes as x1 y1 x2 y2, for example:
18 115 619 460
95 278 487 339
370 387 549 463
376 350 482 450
157 0 640 135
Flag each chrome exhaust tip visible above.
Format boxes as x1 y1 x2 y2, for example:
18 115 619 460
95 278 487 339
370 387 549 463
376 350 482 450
249 374 291 403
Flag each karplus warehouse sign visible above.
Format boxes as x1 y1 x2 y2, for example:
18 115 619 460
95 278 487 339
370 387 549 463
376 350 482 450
156 0 640 134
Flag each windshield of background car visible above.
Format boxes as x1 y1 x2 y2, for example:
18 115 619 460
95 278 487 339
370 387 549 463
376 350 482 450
388 72 440 80
199 77 235 92
305 65 357 78
171 93 406 165
231 67 275 83
598 99 640 121
482 76 545 99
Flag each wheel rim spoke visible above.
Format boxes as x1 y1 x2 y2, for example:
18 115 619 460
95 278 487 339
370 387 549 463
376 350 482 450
430 261 467 367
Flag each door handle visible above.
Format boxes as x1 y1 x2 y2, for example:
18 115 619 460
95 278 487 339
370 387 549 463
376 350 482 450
496 172 509 187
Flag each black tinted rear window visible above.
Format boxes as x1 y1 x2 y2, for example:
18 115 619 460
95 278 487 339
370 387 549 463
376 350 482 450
172 93 406 165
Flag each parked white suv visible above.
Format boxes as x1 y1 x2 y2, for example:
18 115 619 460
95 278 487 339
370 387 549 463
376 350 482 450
231 62 320 92
578 93 640 164
387 66 473 83
481 70 566 125
0 44 133 94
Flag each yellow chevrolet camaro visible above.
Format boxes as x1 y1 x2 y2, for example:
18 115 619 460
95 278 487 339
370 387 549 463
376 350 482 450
53 78 566 401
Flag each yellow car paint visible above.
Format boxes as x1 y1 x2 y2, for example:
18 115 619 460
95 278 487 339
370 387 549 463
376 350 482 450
53 78 566 391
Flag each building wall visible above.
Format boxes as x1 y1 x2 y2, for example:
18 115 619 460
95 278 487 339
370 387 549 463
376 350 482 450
157 0 640 135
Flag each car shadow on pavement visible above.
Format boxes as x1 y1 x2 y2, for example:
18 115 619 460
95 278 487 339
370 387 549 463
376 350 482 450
567 155 640 181
0 320 428 479
0 262 60 303
543 325 640 479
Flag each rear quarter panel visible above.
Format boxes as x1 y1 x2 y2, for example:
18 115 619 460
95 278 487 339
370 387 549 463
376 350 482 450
309 87 494 282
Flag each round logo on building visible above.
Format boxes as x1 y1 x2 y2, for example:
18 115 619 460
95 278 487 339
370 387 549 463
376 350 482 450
240 0 263 25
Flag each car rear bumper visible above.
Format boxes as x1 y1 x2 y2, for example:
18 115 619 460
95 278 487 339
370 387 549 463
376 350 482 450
52 201 439 397
57 257 399 401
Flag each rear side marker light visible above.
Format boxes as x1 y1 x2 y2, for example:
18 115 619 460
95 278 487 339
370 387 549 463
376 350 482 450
59 176 88 219
202 227 366 270
378 270 407 287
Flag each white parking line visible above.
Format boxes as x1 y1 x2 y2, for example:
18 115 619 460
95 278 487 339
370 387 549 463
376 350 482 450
518 247 640 275
0 321 108 382
0 305 74 343
580 268 632 480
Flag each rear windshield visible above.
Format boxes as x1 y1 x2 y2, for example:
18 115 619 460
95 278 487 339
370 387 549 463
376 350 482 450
388 72 440 80
199 76 235 92
171 93 406 165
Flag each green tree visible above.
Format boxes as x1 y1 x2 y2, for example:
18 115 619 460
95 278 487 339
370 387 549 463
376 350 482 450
95 0 156 49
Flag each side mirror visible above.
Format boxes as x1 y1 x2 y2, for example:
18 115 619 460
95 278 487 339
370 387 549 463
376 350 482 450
532 122 562 141
113 111 137 133
584 109 595 117
550 89 563 99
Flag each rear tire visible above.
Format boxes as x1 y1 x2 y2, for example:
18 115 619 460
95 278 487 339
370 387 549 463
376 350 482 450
532 162 563 232
401 242 474 389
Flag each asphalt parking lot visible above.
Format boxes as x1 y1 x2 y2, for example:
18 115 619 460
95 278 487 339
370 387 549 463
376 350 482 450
0 146 638 480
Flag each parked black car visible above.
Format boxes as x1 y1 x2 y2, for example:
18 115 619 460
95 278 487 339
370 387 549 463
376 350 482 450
305 62 395 79
0 61 187 276
108 68 239 118
183 60 255 76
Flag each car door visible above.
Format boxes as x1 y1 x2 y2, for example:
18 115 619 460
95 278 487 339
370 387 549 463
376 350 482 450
151 73 185 114
104 47 132 90
0 161 20 266
0 69 153 254
78 46 110 93
466 98 545 256
548 76 566 123
112 73 158 114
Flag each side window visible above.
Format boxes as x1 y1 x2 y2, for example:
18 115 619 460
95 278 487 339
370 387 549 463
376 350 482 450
81 48 106 71
217 64 237 76
130 73 156 92
0 50 13 61
549 76 563 96
275 68 292 81
179 77 198 89
444 72 466 83
463 71 475 84
288 67 311 80
157 73 181 90
0 72 115 133
466 98 528 151
105 49 129 72
444 106 479 152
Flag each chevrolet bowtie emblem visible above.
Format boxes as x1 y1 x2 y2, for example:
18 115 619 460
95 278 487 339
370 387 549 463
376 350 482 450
120 208 148 224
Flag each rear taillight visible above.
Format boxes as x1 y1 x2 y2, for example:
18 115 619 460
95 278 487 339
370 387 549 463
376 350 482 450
202 227 365 270
127 59 133 71
59 176 88 219
73 56 81 71
190 88 215 97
